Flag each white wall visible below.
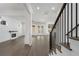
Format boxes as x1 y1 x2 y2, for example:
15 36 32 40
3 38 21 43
0 3 32 46
0 16 23 42
0 15 32 45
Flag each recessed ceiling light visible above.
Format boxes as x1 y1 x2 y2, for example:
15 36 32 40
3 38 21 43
37 7 40 10
51 7 55 10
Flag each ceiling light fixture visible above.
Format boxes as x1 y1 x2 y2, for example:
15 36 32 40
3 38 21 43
51 7 55 10
37 7 40 10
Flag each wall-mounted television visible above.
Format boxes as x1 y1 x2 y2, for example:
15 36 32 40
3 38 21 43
0 20 6 25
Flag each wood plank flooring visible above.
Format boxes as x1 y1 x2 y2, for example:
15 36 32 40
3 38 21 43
29 35 49 56
0 36 30 56
0 35 49 56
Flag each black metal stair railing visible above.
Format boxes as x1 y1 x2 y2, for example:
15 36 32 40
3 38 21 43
49 3 72 53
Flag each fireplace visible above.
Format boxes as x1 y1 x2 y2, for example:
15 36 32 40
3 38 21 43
11 33 16 38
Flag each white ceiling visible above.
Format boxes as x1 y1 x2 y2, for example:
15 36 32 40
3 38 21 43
0 3 26 16
0 3 31 22
31 3 63 24
0 3 63 24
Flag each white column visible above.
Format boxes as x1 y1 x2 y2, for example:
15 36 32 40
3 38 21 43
24 13 32 46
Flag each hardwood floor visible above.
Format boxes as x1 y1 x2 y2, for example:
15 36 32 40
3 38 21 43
0 35 49 56
29 35 49 56
0 36 31 56
13 44 31 56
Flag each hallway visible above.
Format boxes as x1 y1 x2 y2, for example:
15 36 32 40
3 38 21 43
0 3 79 56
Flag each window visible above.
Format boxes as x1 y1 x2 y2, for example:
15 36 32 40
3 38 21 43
32 25 35 33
